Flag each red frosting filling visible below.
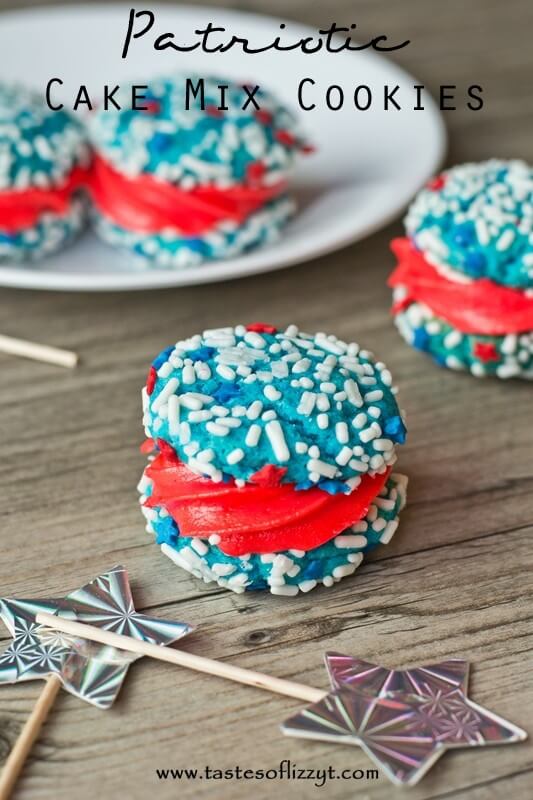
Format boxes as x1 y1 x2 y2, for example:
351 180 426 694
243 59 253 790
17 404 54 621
88 155 287 236
389 238 533 335
0 167 89 232
144 444 390 557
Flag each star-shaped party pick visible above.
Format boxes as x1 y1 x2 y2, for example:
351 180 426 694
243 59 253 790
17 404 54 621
0 565 192 708
281 653 526 786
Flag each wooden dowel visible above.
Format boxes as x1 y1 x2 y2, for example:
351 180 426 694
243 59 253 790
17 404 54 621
0 675 61 800
0 334 78 368
36 612 325 705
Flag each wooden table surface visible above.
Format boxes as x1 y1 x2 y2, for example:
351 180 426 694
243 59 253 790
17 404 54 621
0 1 532 798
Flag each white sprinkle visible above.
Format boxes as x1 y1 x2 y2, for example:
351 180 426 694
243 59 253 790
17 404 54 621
227 448 245 464
216 364 236 381
501 334 517 355
380 519 399 543
367 406 381 419
179 422 191 444
270 584 299 596
292 358 311 374
191 539 208 555
298 580 317 593
197 448 215 462
317 413 329 430
244 332 266 349
168 394 180 436
444 330 463 348
320 382 336 394
246 400 263 420
307 458 337 479
353 413 367 429
316 393 330 412
206 421 230 437
297 391 316 416
157 361 172 379
373 438 393 452
364 390 383 402
496 229 515 251
265 420 290 461
151 378 179 412
245 424 262 447
188 410 212 423
180 394 204 411
335 421 349 444
332 563 357 578
295 441 308 454
334 534 367 549
212 563 236 576
359 426 377 443
211 405 229 417
308 445 320 458
215 417 242 428
182 364 196 384
335 446 353 466
264 385 282 402
344 379 363 407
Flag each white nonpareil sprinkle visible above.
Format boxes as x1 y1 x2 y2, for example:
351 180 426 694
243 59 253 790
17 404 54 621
206 421 230 437
335 421 349 444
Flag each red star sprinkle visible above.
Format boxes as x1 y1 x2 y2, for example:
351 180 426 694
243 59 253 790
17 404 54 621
146 366 157 395
246 161 266 183
205 105 224 118
140 438 155 454
275 130 297 147
245 322 278 334
427 175 446 191
143 100 161 115
250 464 288 487
255 109 274 125
474 342 500 362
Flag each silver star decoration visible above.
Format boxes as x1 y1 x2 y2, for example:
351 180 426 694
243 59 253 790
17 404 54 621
282 653 527 786
0 565 192 708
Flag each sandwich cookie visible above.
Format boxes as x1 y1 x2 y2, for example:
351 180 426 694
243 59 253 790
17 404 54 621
89 76 309 268
390 160 533 379
0 82 90 262
138 324 408 595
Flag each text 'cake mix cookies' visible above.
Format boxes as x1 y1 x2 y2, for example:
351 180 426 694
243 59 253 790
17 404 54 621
0 82 90 262
88 76 309 268
138 324 408 595
389 160 533 379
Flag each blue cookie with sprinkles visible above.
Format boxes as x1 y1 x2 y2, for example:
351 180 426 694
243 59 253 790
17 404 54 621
0 82 90 262
389 160 533 379
88 75 309 268
137 323 408 595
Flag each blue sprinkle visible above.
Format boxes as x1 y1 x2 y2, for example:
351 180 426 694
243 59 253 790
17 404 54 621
302 560 323 580
465 250 486 276
213 383 240 403
453 222 475 247
384 415 406 444
152 345 174 369
0 232 16 243
152 132 172 152
413 327 430 352
186 238 207 253
318 479 350 495
187 346 216 362
295 480 314 491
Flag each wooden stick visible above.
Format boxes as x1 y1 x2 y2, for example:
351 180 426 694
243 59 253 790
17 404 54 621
0 334 78 368
0 675 61 800
36 612 325 704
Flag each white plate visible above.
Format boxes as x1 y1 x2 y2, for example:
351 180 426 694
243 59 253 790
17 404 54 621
0 3 446 291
